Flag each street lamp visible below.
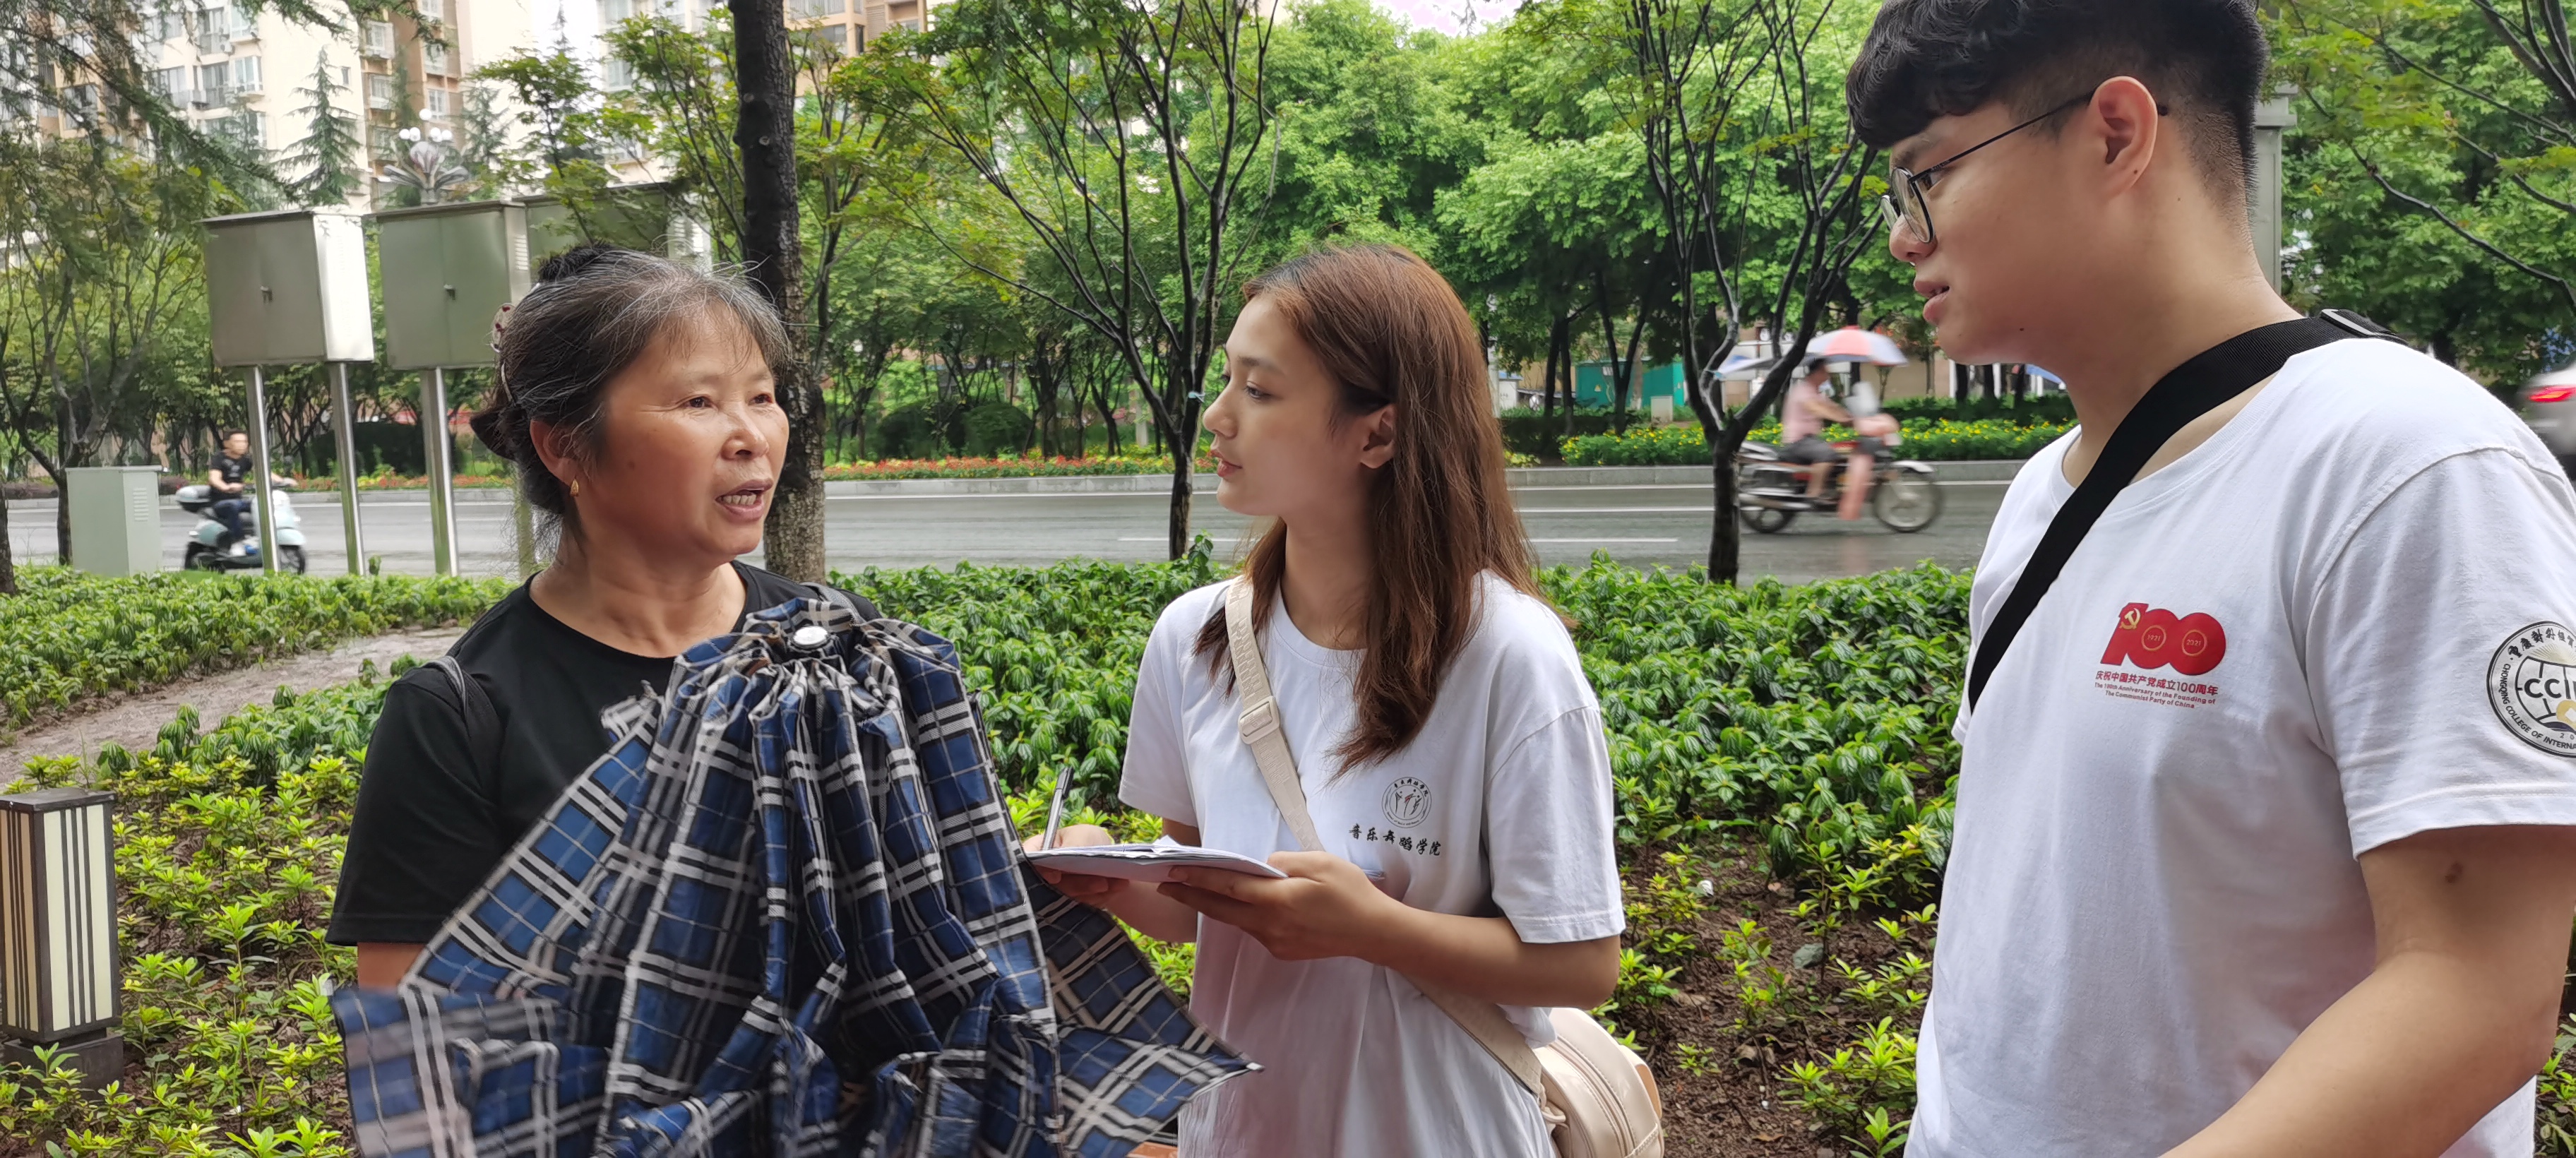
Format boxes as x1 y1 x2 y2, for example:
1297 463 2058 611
0 788 121 1090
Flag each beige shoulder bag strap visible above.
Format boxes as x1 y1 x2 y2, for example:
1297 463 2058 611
1220 578 1547 1097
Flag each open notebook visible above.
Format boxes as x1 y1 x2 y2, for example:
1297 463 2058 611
1022 843 1287 883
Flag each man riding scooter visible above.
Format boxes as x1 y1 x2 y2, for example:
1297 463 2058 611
208 431 292 556
1777 359 1898 520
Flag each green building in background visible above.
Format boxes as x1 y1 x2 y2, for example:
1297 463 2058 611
1571 361 1686 410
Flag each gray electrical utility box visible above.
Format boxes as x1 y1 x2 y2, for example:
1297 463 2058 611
374 199 533 370
204 209 376 367
62 467 163 577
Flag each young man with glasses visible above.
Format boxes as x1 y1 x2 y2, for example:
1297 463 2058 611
1847 1 2576 1154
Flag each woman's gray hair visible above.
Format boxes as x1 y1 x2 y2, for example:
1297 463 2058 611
469 244 792 537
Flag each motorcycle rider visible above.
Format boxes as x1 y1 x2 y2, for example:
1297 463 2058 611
1779 359 1883 518
207 431 290 554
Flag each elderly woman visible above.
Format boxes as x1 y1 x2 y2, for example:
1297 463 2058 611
327 245 876 985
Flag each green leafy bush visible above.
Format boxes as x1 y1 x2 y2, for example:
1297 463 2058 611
3 667 402 1155
1559 417 2072 465
962 402 1037 456
0 569 508 727
840 541 1227 808
1882 393 2076 425
2 555 1974 1152
1498 407 1641 461
873 402 960 459
1784 1017 1919 1157
2541 1017 2576 1156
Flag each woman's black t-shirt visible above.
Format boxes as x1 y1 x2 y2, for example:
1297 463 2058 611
326 561 877 945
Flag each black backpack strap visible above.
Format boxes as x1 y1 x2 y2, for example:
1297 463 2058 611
1965 314 2406 710
421 655 501 774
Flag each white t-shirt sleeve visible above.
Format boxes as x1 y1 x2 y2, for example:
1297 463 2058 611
2307 447 2576 854
1119 601 1200 826
1484 705 1626 944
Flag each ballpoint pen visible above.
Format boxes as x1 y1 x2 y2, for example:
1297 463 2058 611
1039 768 1070 851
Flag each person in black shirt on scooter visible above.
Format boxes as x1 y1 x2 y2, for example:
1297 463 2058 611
206 431 287 554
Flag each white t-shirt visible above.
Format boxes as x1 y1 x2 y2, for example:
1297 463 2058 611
1121 573 1624 1158
1914 338 2576 1157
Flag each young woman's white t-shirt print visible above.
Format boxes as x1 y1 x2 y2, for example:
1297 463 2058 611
1914 338 2576 1157
1120 573 1624 1158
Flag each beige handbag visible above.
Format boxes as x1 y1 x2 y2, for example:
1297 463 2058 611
1220 580 1665 1158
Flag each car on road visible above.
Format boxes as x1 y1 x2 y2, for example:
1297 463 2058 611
2518 360 2576 474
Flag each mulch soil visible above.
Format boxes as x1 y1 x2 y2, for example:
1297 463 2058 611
1621 842 1928 1158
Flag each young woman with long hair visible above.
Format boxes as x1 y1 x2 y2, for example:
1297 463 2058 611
1034 245 1623 1155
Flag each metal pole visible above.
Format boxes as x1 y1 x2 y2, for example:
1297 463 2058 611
422 366 458 576
244 365 280 575
513 489 536 578
2253 88 2297 292
328 362 366 574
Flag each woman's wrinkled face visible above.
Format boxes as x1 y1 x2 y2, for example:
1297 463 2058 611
1202 294 1394 523
556 307 786 563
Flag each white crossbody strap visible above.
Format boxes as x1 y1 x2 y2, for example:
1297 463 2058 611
1221 578 1547 1097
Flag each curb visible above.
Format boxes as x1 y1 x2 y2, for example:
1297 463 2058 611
809 461 2027 496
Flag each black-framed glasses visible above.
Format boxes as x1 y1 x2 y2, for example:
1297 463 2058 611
1880 91 2169 245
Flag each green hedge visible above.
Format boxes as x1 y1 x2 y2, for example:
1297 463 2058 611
1882 393 2077 425
4 553 1970 1151
1499 407 1641 462
20 554 2576 1155
0 570 510 727
1561 417 2073 466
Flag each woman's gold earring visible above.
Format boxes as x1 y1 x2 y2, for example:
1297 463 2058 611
570 479 582 497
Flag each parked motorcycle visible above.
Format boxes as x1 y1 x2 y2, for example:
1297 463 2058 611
1736 439 1943 534
174 480 309 573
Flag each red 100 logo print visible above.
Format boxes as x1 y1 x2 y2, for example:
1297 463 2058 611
2101 602 2228 676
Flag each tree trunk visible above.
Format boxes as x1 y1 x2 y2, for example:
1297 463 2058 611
36 451 68 567
1708 446 1739 585
1543 316 1562 422
1558 322 1576 438
1166 454 1194 561
733 0 822 582
0 480 17 595
1158 358 1205 559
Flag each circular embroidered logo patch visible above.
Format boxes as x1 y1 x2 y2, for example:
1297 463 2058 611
1382 777 1432 829
2488 622 2576 757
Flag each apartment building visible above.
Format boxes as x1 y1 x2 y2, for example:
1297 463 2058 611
566 0 927 86
783 0 929 56
99 0 538 208
16 0 922 210
122 1 366 205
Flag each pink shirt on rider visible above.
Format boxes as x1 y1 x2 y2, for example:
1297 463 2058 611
1783 379 1827 443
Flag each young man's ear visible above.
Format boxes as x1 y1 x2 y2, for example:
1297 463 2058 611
2085 76 2164 197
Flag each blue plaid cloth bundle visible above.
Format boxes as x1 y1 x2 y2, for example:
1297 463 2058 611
331 598 1249 1157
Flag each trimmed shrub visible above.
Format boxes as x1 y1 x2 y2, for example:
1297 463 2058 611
963 402 1037 457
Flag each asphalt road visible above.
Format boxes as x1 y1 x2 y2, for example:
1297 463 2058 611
6 479 2008 584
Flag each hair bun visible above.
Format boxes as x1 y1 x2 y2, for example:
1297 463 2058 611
537 243 627 285
467 405 518 460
